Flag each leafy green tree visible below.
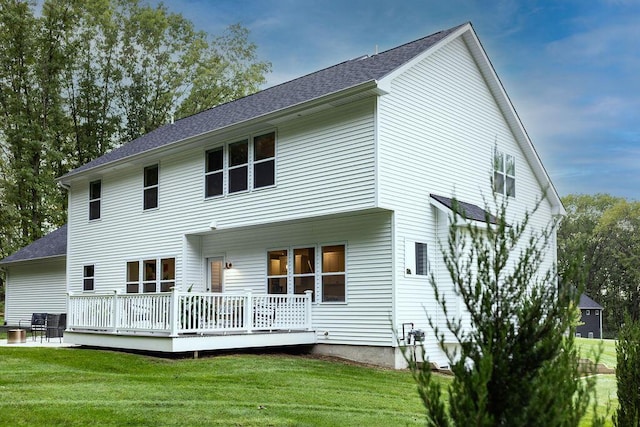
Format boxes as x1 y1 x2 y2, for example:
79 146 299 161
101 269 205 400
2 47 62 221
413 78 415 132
559 194 640 336
615 314 640 427
0 0 271 259
406 194 603 426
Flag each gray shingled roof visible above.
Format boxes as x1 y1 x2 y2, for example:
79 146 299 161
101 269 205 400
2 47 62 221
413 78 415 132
0 225 67 265
579 293 603 310
60 23 466 180
430 194 499 224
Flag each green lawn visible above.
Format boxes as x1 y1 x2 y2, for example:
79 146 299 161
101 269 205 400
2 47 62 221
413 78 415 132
576 337 617 368
0 347 618 426
0 348 429 426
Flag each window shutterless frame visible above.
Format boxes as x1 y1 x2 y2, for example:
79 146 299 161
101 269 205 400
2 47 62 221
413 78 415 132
89 180 101 220
143 164 159 210
83 265 95 291
125 257 176 293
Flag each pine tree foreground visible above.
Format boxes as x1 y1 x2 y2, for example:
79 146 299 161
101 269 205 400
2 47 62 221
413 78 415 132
614 315 640 427
404 193 605 426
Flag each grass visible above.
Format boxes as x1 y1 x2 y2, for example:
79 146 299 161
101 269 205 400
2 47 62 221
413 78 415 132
0 348 430 426
0 346 620 426
576 337 617 368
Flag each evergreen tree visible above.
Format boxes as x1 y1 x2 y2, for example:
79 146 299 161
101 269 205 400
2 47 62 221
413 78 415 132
406 193 604 426
614 314 640 427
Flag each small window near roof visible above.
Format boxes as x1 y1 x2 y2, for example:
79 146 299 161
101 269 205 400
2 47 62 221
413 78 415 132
89 180 101 220
586 309 590 316
493 148 515 197
595 310 599 316
143 165 159 210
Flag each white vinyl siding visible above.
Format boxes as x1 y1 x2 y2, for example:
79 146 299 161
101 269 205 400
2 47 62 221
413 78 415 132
4 258 67 326
199 211 393 346
377 36 556 365
65 99 375 295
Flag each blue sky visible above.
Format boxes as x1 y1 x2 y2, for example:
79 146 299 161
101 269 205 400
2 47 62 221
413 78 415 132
160 0 640 200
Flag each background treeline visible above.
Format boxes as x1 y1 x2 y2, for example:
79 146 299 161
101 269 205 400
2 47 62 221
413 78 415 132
0 0 270 265
559 193 640 338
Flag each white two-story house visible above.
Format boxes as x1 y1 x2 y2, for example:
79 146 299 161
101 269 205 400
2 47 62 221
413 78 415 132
1 22 563 368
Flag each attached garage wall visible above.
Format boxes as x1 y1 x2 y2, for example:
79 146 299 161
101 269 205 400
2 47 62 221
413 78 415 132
4 257 67 326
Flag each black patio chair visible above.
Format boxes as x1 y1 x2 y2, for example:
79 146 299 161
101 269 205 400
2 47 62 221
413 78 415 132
46 313 65 343
30 313 48 342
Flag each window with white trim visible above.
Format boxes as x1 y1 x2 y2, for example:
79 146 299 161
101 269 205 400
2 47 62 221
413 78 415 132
266 244 345 302
405 240 428 276
83 265 95 291
586 309 590 316
126 258 175 293
267 250 288 294
143 164 159 210
228 140 248 193
493 148 515 197
89 180 101 220
321 245 345 302
204 131 276 198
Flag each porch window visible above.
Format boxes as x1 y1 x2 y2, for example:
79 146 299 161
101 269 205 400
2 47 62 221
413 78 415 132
228 140 248 193
89 180 101 220
83 265 95 291
267 250 288 294
160 258 175 292
321 245 345 302
143 260 156 292
126 261 139 293
493 148 515 197
205 147 223 197
143 164 159 210
294 247 315 301
126 258 175 293
254 132 275 188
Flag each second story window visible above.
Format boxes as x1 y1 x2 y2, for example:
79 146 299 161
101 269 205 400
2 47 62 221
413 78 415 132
254 132 275 188
89 180 101 220
204 131 276 199
228 140 248 193
143 165 159 210
205 147 224 197
493 149 515 197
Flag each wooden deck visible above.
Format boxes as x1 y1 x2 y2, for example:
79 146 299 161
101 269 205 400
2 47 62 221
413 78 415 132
64 290 316 352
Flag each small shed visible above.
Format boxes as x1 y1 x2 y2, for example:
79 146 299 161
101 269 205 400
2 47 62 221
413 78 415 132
576 293 603 339
0 225 67 326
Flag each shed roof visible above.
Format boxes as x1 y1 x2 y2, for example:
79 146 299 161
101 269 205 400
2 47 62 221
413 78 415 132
0 225 67 265
59 23 466 181
430 194 498 224
579 293 603 310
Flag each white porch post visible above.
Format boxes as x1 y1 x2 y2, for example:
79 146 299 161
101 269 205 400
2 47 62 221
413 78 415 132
111 290 119 333
304 290 313 331
169 287 180 337
244 290 253 334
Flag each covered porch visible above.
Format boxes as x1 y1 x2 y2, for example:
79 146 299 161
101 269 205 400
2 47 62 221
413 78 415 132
64 290 316 353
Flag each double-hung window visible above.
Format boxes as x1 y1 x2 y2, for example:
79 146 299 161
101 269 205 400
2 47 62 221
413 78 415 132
83 265 95 291
143 165 159 210
321 245 346 302
254 132 275 188
294 247 315 300
228 140 249 193
89 180 101 220
205 131 276 198
205 147 224 197
126 258 175 293
267 250 288 294
493 149 515 197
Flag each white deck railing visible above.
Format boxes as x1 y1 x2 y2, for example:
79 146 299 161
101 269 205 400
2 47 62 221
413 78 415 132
67 290 313 336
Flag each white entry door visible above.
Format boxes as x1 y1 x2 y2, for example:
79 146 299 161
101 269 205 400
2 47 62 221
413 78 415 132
207 257 224 293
